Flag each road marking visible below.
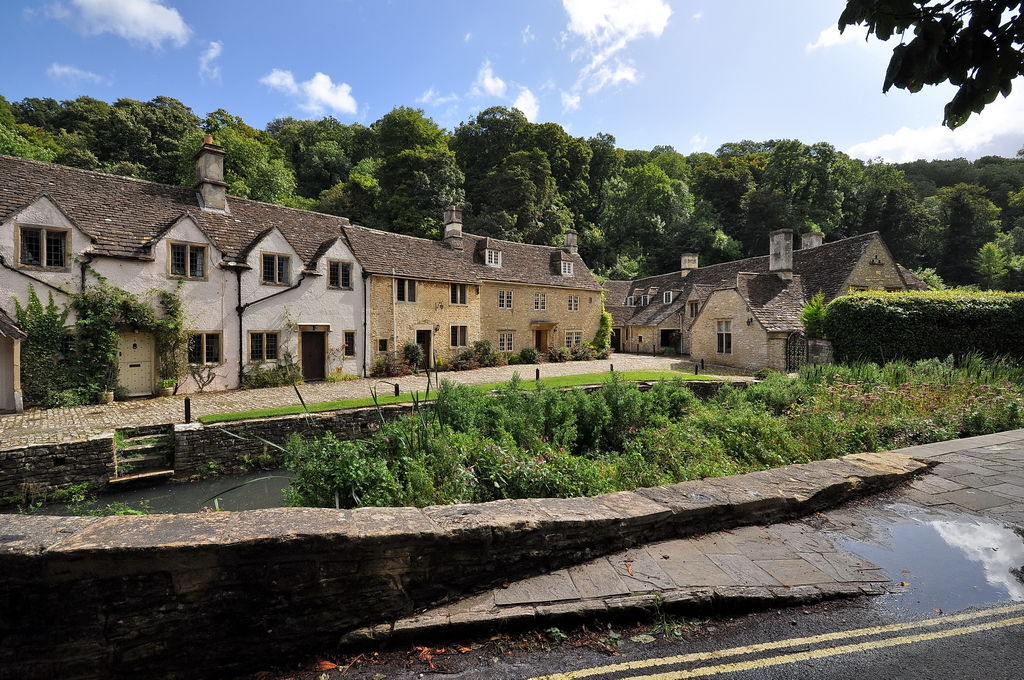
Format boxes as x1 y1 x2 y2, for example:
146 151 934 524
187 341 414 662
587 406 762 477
529 603 1024 680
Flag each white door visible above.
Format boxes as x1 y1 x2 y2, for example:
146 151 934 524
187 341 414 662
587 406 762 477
118 332 155 396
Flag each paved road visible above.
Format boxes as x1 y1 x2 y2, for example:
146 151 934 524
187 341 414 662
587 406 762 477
0 354 727 448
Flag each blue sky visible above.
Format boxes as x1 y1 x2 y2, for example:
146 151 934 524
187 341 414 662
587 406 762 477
4 0 1024 162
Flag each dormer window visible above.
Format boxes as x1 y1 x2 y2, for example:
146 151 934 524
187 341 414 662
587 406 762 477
640 295 650 306
19 226 68 270
486 249 502 267
561 261 574 277
625 296 635 306
663 291 672 304
170 242 206 279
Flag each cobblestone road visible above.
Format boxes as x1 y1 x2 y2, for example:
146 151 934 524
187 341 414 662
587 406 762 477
0 355 747 448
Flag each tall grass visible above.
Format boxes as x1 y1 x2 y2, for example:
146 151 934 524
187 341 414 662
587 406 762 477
282 360 1024 509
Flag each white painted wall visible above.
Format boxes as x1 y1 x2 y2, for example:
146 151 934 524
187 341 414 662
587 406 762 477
0 336 17 412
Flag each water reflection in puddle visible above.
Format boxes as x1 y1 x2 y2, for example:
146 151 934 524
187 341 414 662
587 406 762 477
836 504 1024 613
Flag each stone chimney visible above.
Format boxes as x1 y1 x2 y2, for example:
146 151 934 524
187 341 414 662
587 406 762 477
563 229 578 254
443 205 463 250
680 253 699 272
801 231 823 249
769 228 794 280
194 134 228 212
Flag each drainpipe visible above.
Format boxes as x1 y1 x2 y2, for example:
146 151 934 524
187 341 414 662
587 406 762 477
391 267 397 355
234 268 308 387
361 269 370 377
78 253 95 292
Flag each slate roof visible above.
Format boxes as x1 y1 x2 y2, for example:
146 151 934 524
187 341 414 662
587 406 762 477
0 155 351 266
612 232 890 328
0 307 26 340
736 273 807 331
343 225 603 290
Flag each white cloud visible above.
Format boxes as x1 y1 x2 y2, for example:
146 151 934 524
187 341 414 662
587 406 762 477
692 12 702 20
513 88 540 121
562 0 670 96
54 0 191 49
806 24 866 52
848 92 1024 162
465 32 472 41
689 134 708 153
561 91 581 112
46 62 108 86
473 60 507 97
259 69 358 116
416 87 458 106
199 41 222 82
522 25 536 43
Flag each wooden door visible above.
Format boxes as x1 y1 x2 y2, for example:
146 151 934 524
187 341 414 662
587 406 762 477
301 331 326 381
415 329 432 369
118 332 154 397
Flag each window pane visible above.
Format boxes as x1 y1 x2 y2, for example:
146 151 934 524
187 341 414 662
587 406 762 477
341 263 351 288
189 246 204 278
42 231 64 267
188 335 202 364
20 229 41 266
450 283 458 304
251 333 264 361
262 254 275 283
451 326 458 346
408 279 416 302
206 334 220 363
266 333 278 360
277 257 289 284
397 279 405 301
329 261 340 288
344 331 356 356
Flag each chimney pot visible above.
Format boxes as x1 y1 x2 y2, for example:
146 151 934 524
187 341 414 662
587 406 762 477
443 205 464 250
563 229 578 255
680 253 699 272
769 229 794 280
801 231 823 249
194 136 228 212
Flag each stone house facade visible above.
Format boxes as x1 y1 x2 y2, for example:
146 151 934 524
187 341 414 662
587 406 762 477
0 308 25 412
609 230 928 371
0 143 364 398
345 210 603 371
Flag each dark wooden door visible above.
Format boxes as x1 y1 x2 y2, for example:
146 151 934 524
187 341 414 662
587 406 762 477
415 329 432 369
301 331 326 381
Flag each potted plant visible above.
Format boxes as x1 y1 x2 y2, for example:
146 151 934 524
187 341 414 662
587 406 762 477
157 379 175 397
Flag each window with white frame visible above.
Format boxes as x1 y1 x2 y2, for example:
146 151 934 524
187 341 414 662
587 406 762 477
498 289 513 309
396 278 417 302
450 283 467 305
565 331 583 348
498 332 514 352
19 227 68 269
534 293 546 310
561 261 574 276
640 294 650 306
663 291 672 304
567 295 579 312
170 242 206 279
188 332 221 364
716 320 732 354
485 249 502 267
625 296 635 306
450 325 468 347
249 332 279 362
328 260 353 289
261 253 290 285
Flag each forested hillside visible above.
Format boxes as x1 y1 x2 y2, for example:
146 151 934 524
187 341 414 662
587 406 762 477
3 93 1023 290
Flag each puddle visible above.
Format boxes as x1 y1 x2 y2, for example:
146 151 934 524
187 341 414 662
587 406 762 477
835 504 1024 614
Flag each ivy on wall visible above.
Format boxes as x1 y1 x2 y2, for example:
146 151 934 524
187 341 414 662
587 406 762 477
822 290 1024 364
14 278 190 407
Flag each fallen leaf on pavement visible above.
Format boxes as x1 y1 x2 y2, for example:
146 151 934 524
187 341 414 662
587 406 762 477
314 661 338 670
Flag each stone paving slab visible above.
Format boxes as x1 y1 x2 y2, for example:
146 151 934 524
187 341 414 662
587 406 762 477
337 429 1024 646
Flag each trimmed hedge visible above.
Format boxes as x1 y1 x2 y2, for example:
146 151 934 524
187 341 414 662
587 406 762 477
822 291 1024 363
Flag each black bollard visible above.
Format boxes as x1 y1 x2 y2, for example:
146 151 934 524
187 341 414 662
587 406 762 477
694 364 698 375
701 358 705 370
184 397 191 424
610 364 614 372
535 368 540 381
394 383 400 397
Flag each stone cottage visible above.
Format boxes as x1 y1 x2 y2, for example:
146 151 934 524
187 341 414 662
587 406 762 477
608 229 929 371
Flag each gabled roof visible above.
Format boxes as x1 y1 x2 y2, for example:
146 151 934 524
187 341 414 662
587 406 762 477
0 155 349 266
735 273 806 332
0 307 26 340
612 232 888 327
344 225 603 290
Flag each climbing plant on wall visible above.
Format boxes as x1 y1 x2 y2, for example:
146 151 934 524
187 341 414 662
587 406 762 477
13 286 70 405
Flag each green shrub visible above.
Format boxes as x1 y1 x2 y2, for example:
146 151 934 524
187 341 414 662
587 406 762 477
242 359 303 388
402 341 425 371
823 291 1024 363
371 351 413 377
519 347 540 364
800 292 827 340
284 433 401 508
547 346 571 363
571 343 598 361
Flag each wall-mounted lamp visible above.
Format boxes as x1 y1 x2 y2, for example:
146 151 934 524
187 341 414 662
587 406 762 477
869 255 884 265
746 317 753 326
133 327 140 335
434 325 440 332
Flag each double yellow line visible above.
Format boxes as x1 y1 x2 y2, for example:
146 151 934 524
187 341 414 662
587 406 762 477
529 603 1024 680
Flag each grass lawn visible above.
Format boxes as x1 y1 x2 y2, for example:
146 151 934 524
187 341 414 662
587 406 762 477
197 371 720 425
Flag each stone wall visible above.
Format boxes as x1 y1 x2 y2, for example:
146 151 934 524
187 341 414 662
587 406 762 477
0 449 929 680
0 436 115 503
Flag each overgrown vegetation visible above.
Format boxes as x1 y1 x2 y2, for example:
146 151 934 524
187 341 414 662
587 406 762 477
283 357 1024 508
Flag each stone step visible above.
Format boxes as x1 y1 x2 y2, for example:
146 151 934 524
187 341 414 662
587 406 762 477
109 469 174 484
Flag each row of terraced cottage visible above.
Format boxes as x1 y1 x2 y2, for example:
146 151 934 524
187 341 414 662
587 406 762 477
0 139 926 413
